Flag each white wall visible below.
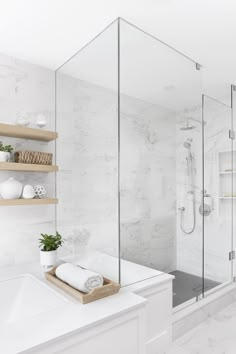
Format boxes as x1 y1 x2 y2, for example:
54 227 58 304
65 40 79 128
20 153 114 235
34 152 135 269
0 52 55 267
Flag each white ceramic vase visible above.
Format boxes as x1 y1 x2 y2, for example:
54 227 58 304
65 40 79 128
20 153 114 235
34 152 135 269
22 185 35 199
40 250 57 272
0 178 23 199
0 151 10 162
35 114 47 128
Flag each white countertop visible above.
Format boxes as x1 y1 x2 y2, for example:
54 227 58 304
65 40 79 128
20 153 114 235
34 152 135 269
0 262 146 354
60 249 165 285
0 259 173 354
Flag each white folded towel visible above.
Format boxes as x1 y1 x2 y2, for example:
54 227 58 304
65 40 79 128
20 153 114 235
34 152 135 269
55 263 103 294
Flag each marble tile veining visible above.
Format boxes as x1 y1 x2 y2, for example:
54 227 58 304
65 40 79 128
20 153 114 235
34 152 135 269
56 73 177 277
167 298 236 354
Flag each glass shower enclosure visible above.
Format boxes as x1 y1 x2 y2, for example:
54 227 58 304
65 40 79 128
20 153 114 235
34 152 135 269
56 18 235 309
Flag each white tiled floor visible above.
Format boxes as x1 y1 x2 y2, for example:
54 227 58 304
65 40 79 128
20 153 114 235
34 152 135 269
167 300 236 354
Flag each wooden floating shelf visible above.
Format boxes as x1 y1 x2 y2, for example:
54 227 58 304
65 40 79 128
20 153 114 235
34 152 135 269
0 123 58 142
0 162 58 173
0 198 58 206
219 171 236 175
219 197 236 199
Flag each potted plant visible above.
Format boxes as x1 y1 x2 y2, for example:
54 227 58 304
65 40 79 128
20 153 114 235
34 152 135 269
0 141 13 162
39 231 64 271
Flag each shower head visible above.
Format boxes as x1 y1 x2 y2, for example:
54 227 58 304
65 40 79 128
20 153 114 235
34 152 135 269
180 117 206 131
180 124 195 131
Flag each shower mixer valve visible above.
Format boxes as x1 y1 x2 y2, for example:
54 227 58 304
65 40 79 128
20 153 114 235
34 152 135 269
178 207 185 211
199 190 214 216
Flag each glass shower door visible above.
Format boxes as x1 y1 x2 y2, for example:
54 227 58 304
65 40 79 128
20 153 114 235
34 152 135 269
203 94 233 296
231 85 236 280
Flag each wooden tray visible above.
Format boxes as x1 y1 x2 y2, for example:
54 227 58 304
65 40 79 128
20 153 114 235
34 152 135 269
45 266 121 304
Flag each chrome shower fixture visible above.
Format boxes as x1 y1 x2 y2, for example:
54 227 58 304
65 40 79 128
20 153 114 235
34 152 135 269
184 139 193 162
183 138 192 150
179 138 196 234
180 117 206 131
180 123 195 131
199 190 214 216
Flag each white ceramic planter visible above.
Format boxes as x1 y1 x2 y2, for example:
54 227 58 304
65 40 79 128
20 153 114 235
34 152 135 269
40 250 57 272
0 151 10 162
0 178 23 199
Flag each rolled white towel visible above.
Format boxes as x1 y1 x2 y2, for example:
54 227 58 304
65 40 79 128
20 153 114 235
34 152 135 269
55 263 104 294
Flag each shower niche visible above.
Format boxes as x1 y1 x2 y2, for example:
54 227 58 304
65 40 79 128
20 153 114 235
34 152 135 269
56 18 235 311
218 150 236 197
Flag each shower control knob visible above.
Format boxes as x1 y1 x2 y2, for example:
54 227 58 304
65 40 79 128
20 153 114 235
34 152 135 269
178 207 185 211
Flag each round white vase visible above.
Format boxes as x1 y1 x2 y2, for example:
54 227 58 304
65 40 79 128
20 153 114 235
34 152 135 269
0 178 23 199
0 151 10 162
40 250 57 272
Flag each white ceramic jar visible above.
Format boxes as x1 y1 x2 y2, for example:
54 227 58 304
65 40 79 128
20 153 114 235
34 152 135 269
0 151 10 162
22 185 35 199
40 250 57 272
35 113 47 128
0 178 23 199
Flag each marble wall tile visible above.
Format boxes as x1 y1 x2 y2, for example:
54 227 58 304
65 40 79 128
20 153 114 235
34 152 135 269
56 74 119 272
119 95 176 273
0 52 55 268
57 73 177 276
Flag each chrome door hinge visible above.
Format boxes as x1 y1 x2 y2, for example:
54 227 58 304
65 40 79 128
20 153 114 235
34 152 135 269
229 130 235 140
196 63 201 70
229 250 235 261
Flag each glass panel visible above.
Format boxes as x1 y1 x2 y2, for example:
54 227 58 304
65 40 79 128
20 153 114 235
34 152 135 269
119 18 203 307
56 20 120 282
203 69 231 107
232 86 236 279
203 94 232 296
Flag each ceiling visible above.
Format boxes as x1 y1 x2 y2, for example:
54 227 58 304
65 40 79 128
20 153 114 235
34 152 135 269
0 0 235 100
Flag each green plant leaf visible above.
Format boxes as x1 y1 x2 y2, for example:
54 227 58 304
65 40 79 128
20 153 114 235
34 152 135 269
0 141 13 153
38 231 64 252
